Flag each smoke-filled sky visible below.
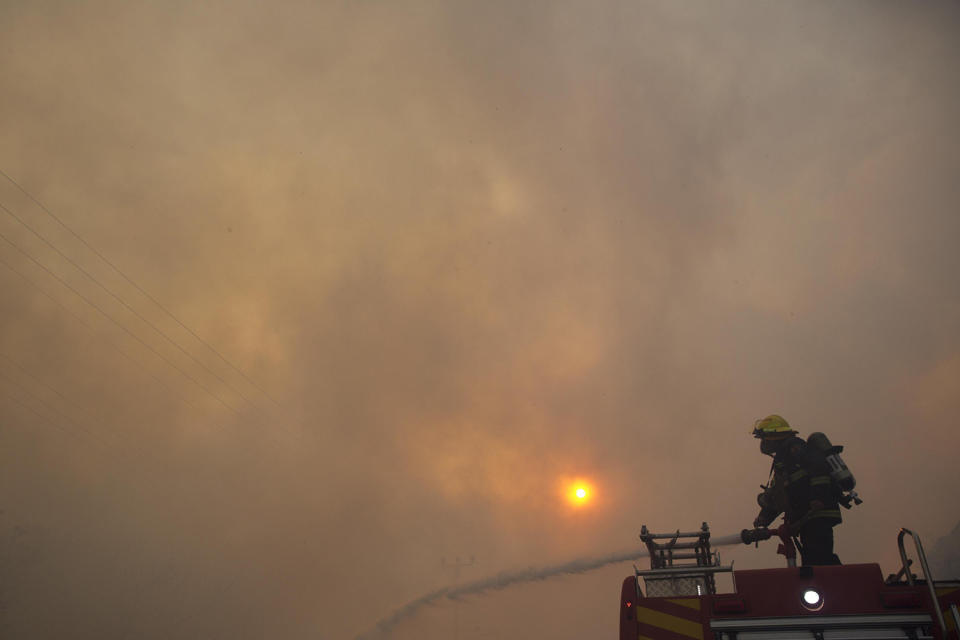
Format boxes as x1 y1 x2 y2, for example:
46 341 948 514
1 1 959 638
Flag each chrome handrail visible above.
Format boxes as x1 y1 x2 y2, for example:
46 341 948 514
897 528 946 636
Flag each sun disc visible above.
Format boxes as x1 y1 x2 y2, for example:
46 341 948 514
561 478 594 507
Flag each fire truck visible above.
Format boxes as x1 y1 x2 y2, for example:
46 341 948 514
620 523 960 640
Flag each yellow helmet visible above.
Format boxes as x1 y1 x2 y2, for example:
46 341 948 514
752 414 796 439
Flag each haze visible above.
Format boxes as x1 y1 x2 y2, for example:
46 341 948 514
1 1 958 638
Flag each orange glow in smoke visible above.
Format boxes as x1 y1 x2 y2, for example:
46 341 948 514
566 480 592 506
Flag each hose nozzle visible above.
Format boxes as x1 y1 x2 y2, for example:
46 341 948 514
740 527 773 545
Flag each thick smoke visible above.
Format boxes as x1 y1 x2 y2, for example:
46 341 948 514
1 2 958 639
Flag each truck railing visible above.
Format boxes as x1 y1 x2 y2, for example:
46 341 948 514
896 527 946 637
635 564 735 578
710 613 936 640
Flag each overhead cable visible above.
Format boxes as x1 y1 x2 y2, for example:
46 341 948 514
0 168 281 408
0 220 243 417
0 254 226 426
0 197 262 413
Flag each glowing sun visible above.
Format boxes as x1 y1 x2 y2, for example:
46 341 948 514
566 481 592 506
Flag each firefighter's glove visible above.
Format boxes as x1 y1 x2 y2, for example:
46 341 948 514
754 513 771 528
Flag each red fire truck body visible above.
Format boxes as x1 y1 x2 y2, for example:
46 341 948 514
620 526 960 640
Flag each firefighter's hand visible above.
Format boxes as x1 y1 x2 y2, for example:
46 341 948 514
754 514 771 528
809 500 825 511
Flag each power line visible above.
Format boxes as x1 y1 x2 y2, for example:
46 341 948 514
0 351 230 484
0 349 167 452
0 236 304 456
0 244 300 455
0 368 109 446
0 197 263 414
0 254 225 427
0 171 313 450
0 350 92 419
0 167 282 409
0 220 244 417
0 382 86 441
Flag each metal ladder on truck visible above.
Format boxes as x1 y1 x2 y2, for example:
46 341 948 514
633 522 733 599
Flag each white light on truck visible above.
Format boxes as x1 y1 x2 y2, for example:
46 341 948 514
802 589 822 608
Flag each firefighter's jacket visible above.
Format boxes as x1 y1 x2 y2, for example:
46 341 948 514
758 436 842 529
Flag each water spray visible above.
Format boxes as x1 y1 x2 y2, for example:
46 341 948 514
354 526 750 639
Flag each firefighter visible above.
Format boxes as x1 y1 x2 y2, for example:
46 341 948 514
753 415 842 566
